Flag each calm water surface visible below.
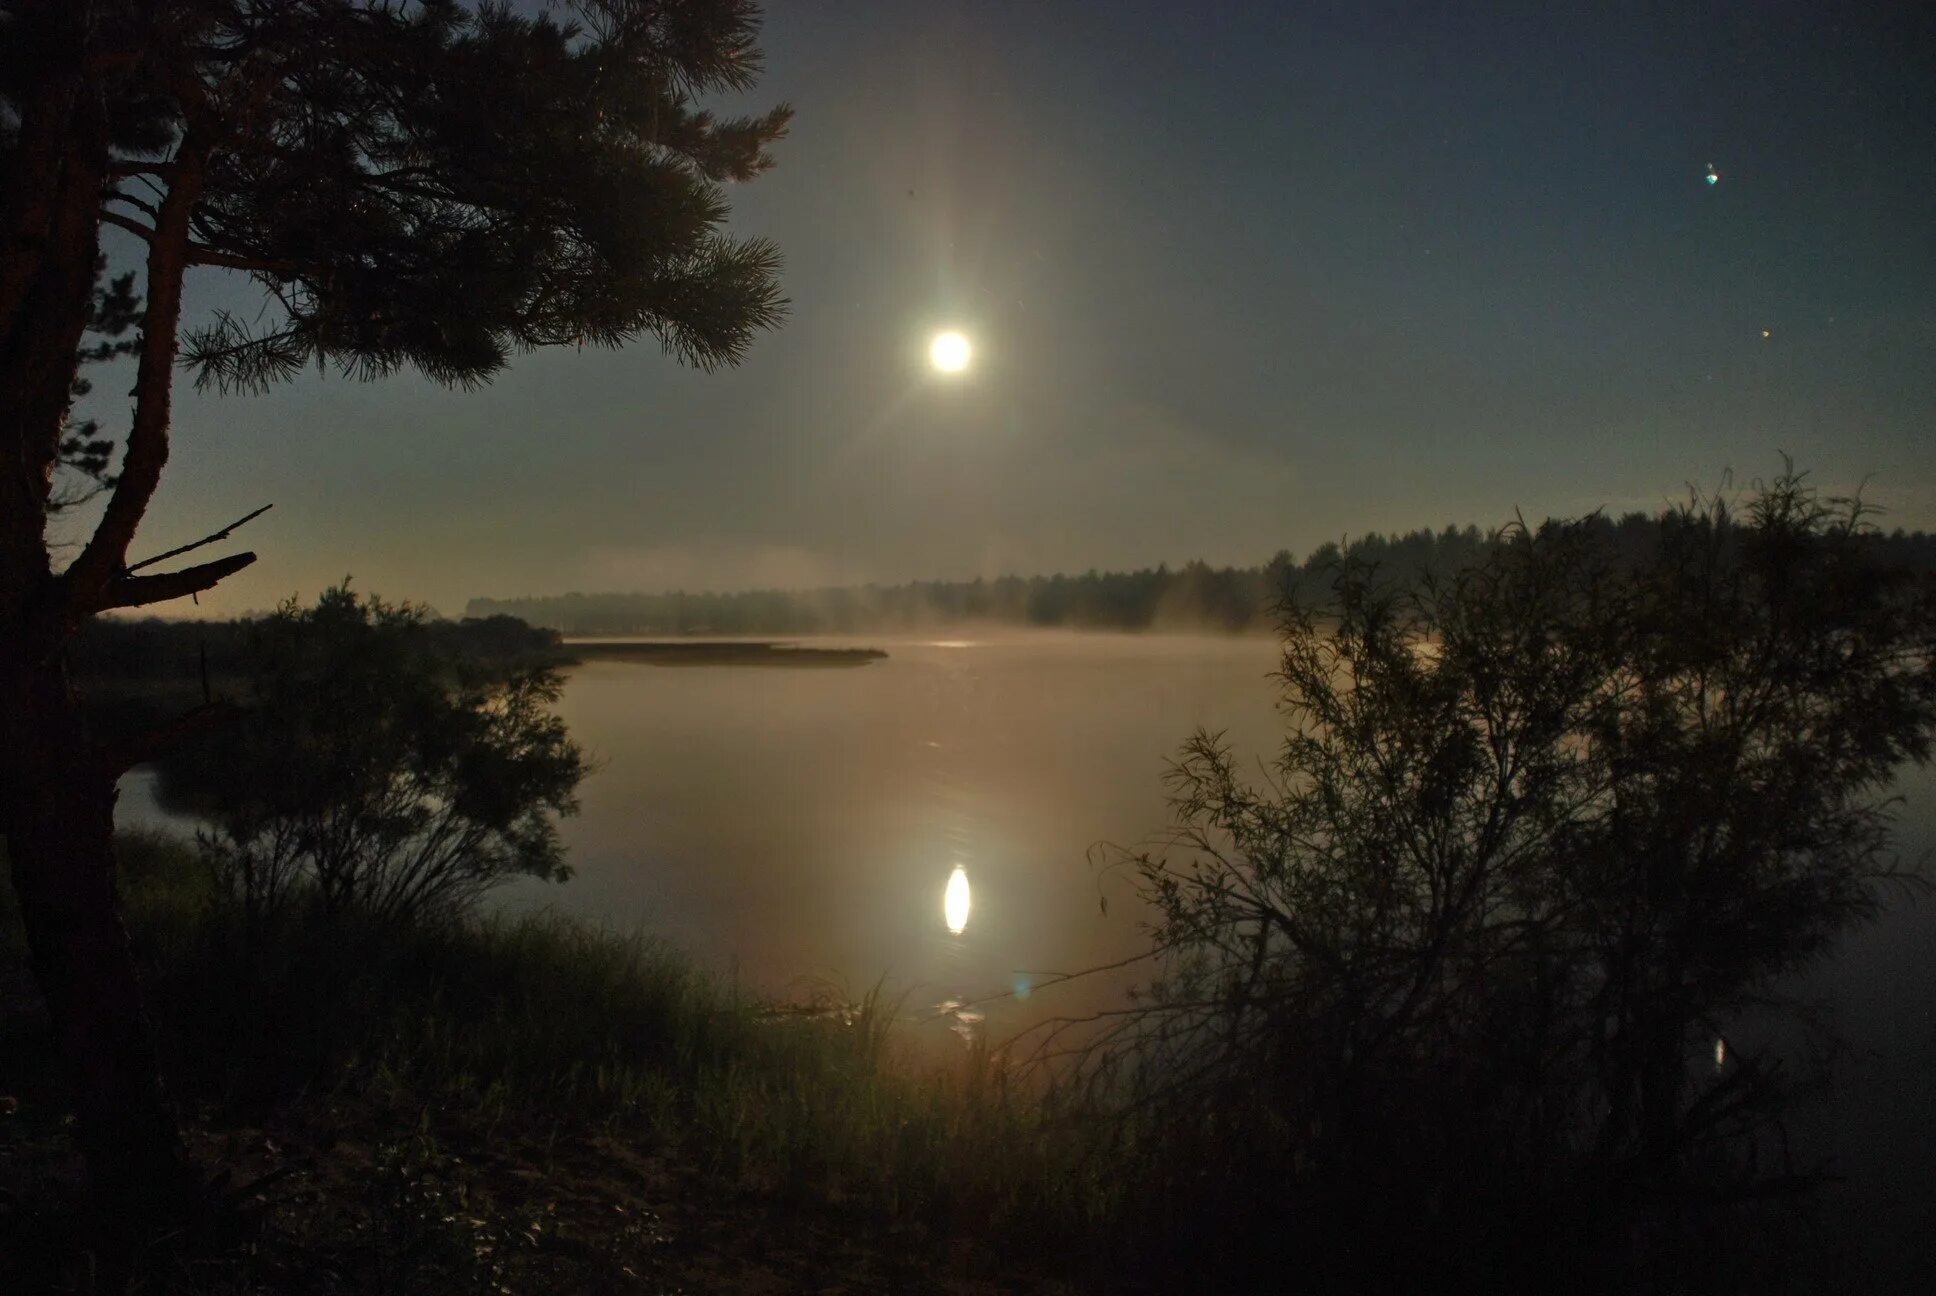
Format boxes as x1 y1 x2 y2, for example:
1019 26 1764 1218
118 631 1934 1266
522 631 1936 1267
503 634 1287 1036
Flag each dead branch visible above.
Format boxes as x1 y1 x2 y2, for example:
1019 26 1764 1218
124 503 272 574
95 551 257 612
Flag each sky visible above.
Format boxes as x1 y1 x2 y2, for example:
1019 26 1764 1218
70 0 1936 617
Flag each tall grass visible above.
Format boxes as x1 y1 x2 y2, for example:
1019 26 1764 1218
4 833 1850 1293
4 832 1135 1285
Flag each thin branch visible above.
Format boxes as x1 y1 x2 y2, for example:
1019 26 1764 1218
184 320 301 370
917 945 1174 1028
124 503 273 574
105 189 161 220
106 159 178 179
95 551 257 612
99 207 156 242
183 243 302 274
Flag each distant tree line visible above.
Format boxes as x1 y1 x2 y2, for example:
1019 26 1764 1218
468 515 1936 635
70 609 563 759
71 610 560 687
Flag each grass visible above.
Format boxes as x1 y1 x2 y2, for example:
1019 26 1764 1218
0 834 1853 1294
1 832 1116 1293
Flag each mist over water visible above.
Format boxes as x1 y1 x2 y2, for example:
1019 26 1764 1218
116 630 1935 1258
499 633 1286 1038
523 631 1936 1261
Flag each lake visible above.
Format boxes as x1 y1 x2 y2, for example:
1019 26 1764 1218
117 631 1934 1272
509 633 1290 1041
533 631 1934 1272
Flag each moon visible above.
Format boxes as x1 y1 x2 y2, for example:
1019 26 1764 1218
929 330 972 373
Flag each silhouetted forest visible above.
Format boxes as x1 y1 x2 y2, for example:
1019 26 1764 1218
68 610 562 759
71 610 560 684
468 514 1936 635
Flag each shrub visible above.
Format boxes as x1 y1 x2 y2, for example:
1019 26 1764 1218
1102 469 1936 1287
158 586 585 924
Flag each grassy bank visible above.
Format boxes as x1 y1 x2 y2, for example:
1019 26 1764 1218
1 835 1857 1294
1 833 1107 1293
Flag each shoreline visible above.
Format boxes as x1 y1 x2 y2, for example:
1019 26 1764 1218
560 640 888 667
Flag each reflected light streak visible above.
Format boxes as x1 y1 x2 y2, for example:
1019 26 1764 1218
944 865 972 934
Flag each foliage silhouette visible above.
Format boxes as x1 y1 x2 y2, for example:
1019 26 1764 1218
0 0 788 1231
1091 468 1936 1289
157 587 585 925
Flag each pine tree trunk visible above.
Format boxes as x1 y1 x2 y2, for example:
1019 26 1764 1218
0 632 195 1233
1638 989 1687 1182
0 8 195 1246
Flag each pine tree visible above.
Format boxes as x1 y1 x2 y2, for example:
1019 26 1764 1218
0 0 789 1242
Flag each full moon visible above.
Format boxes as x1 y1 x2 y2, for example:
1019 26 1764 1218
929 330 972 373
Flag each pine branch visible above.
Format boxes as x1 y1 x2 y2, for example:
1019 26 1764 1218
62 128 212 615
106 160 179 179
182 313 308 394
105 189 161 220
94 551 257 612
183 244 303 273
99 207 156 242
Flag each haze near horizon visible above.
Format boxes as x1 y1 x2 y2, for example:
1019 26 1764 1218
62 0 1936 617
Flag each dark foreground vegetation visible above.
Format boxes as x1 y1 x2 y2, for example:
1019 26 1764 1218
1082 474 1936 1291
0 833 1090 1294
2 0 793 1259
7 471 1933 1292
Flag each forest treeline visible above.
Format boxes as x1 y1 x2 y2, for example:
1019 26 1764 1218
468 513 1936 635
69 607 562 760
72 608 560 685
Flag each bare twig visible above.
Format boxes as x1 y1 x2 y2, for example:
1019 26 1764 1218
124 503 272 574
916 945 1173 1029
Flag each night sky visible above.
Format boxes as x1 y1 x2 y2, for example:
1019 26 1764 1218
74 1 1936 617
